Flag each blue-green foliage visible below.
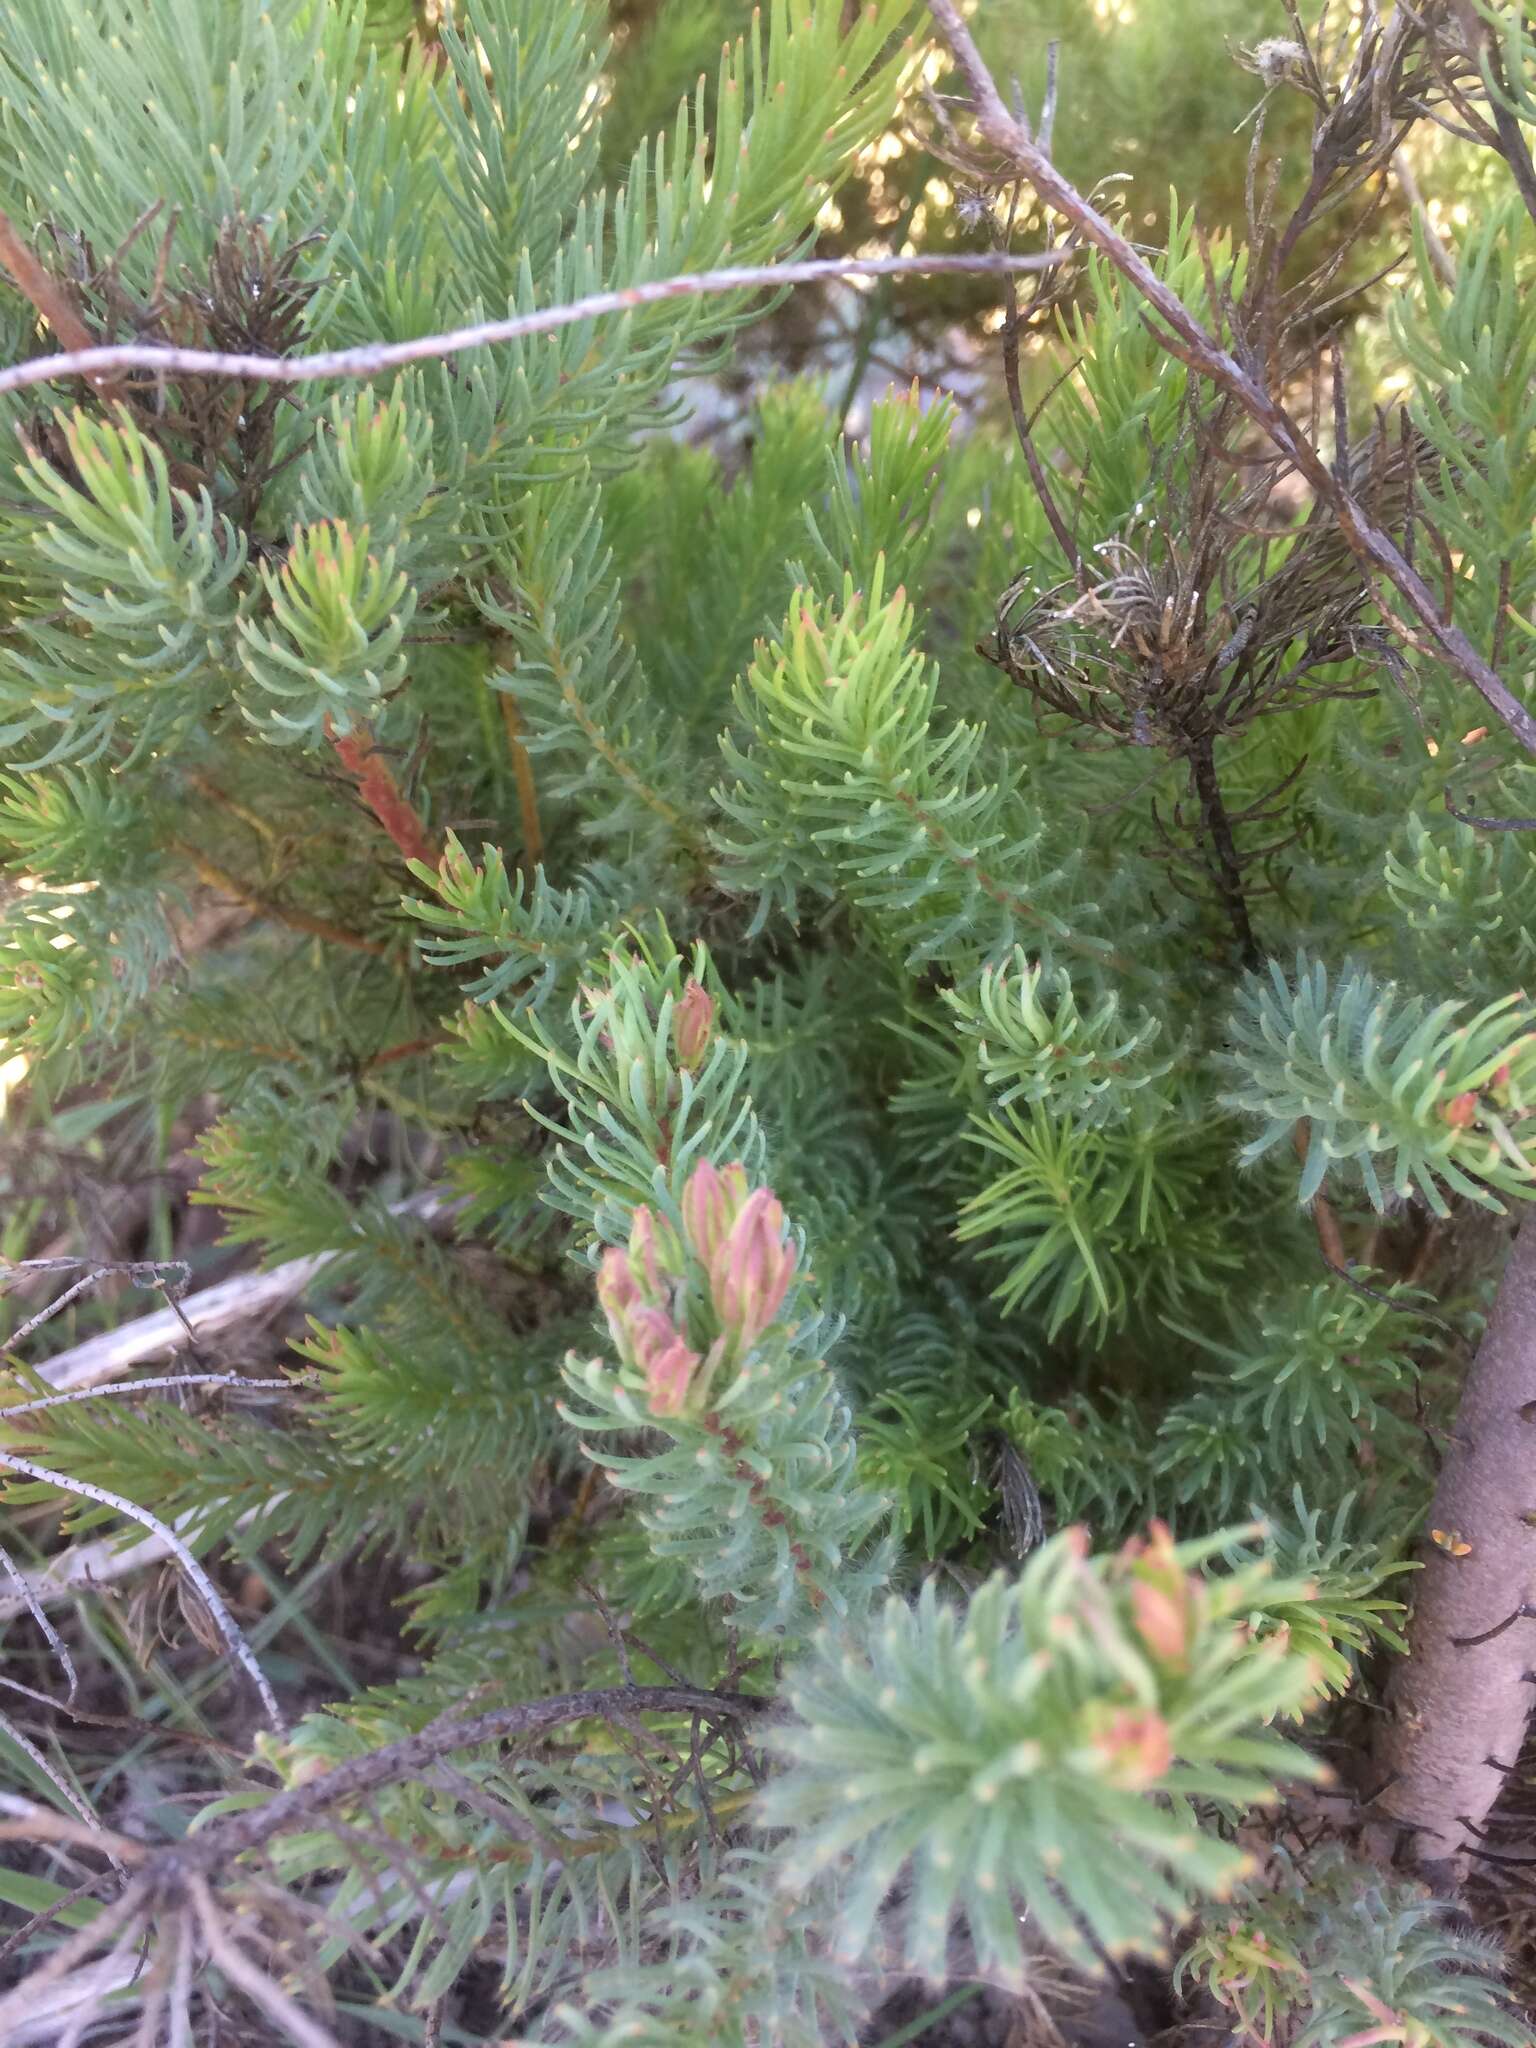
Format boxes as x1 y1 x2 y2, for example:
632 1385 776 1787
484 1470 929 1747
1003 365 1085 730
1226 953 1536 1214
715 565 1074 963
762 1530 1322 1980
1178 1845 1527 2047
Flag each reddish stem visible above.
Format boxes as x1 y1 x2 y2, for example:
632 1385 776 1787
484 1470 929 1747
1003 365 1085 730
361 1033 450 1072
327 719 439 869
0 208 104 378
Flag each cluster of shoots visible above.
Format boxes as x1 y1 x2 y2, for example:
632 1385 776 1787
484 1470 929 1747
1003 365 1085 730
596 1148 802 1420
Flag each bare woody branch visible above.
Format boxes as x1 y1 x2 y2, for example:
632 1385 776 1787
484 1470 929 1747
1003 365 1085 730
926 0 1536 759
0 1523 231 1620
0 1445 286 1734
166 1684 766 1870
0 251 1066 402
0 1685 768 2040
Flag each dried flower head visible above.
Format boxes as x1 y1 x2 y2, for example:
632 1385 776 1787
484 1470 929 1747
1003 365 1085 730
1239 38 1310 91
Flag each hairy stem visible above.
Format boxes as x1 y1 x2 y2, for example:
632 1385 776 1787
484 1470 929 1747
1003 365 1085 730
1371 1217 1536 1882
177 1685 766 1868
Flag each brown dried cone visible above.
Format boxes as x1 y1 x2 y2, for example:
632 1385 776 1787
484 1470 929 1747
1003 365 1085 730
23 211 323 529
1371 1217 1536 1884
979 401 1412 962
981 402 1420 750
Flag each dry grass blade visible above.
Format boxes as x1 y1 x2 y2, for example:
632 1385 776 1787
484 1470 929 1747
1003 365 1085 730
188 1875 344 2048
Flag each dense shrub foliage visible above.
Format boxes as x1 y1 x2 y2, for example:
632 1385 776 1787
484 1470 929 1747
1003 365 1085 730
2 1 1536 2042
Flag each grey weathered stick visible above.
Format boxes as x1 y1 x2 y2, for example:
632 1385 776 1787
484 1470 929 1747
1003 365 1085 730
926 0 1536 758
0 1524 229 1621
28 1257 328 1392
0 251 1065 402
0 1372 280 1423
0 1710 119 1872
0 1541 78 1690
0 1447 285 1735
27 1191 451 1393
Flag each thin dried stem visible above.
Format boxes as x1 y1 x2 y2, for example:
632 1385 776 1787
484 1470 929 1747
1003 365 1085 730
0 1879 145 2039
6 1268 114 1347
0 1542 78 1699
1392 146 1457 284
0 1872 114 1977
167 1910 195 2048
0 1446 284 1732
1188 733 1260 965
0 1802 144 1859
169 838 391 958
175 1684 765 1867
0 252 1066 402
498 687 544 871
0 1710 123 1874
0 1371 282 1425
995 179 1084 585
29 1189 451 1395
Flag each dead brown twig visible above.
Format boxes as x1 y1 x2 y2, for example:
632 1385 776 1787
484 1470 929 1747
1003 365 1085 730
169 837 392 958
0 1681 768 2042
925 0 1536 759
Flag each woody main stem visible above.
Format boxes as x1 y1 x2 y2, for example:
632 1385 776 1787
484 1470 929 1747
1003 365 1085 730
1187 735 1258 970
1373 1217 1536 1881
